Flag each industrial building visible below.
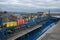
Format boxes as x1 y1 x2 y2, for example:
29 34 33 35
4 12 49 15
0 11 60 40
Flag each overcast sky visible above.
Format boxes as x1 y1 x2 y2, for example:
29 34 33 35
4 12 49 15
0 0 60 13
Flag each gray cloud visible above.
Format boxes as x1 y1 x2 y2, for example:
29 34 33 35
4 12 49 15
0 0 8 2
0 0 60 12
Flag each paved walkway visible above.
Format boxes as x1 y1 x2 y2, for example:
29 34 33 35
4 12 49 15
40 21 60 40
